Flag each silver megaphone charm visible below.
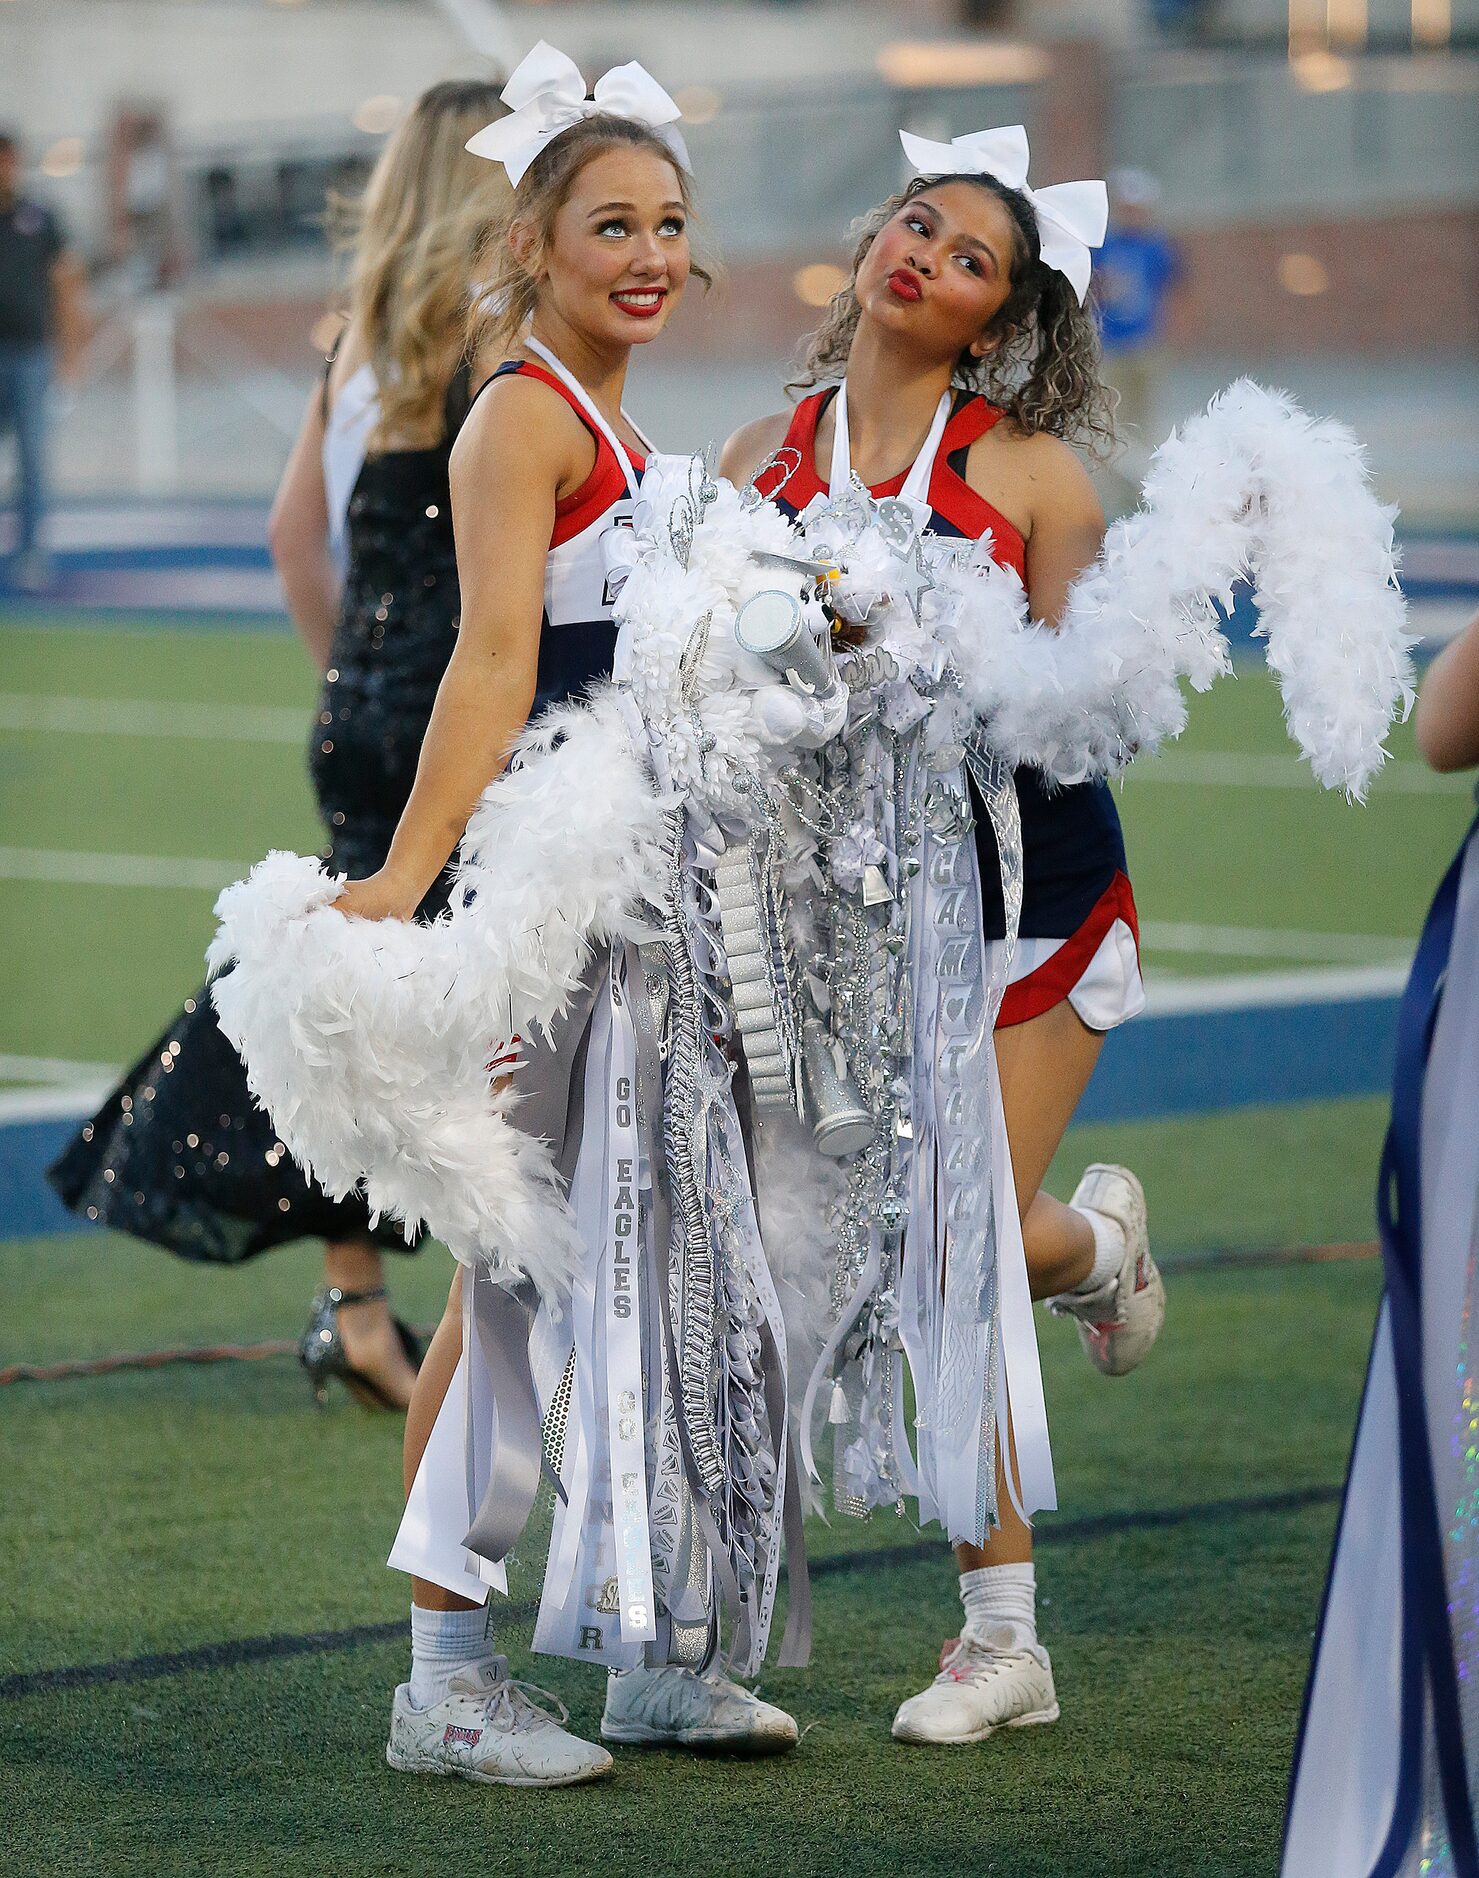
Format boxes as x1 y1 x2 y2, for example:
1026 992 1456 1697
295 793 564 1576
735 589 838 699
800 1018 874 1159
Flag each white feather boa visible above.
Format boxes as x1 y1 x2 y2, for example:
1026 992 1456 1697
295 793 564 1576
210 470 827 1298
210 381 1411 1303
926 379 1413 798
209 696 668 1302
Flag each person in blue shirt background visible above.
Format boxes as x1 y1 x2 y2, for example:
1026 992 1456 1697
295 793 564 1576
0 130 89 593
1096 168 1183 513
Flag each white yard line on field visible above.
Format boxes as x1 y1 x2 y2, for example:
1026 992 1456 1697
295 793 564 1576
1144 963 1411 1016
0 1081 115 1124
1139 921 1413 965
0 847 1420 977
0 847 248 890
1126 751 1472 794
0 1052 121 1085
0 692 307 743
6 693 1469 796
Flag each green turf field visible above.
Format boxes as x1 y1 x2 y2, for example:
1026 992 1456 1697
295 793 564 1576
1 1246 1381 1878
1 614 1472 1078
0 613 1469 1874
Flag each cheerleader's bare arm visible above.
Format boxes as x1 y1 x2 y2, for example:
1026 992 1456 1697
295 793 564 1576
335 373 595 921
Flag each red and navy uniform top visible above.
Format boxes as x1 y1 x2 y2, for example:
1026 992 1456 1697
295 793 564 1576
477 359 647 715
757 386 1133 946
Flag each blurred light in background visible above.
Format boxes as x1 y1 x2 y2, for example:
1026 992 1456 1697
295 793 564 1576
1412 0 1454 45
792 262 849 309
1291 51 1354 90
351 95 402 137
1325 0 1369 51
40 138 85 180
673 86 722 126
1279 252 1331 295
875 41 1050 89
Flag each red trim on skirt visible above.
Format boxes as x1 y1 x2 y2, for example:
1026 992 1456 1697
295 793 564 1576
996 871 1140 1029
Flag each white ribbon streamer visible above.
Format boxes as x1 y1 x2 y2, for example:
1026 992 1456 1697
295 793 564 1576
467 40 689 186
603 955 656 1644
828 380 951 517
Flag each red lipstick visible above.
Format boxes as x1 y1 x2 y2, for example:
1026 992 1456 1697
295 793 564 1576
887 267 923 302
610 287 667 320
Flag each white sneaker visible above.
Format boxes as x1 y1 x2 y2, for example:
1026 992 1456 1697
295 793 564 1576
601 1664 799 1753
1050 1162 1165 1377
891 1624 1059 1745
386 1659 614 1787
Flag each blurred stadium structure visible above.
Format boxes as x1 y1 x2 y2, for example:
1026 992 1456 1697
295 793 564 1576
0 0 1474 523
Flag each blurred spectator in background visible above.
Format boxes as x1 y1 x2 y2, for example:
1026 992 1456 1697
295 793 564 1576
204 167 247 257
1096 167 1183 513
0 130 88 593
104 111 183 291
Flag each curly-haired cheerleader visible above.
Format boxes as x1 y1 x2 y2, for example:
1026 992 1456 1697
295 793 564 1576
724 125 1166 1745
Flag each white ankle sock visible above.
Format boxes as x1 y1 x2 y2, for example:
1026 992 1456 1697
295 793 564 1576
1068 1205 1125 1295
959 1563 1037 1650
408 1603 495 1710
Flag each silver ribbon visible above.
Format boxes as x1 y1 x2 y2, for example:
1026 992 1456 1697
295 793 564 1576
461 1269 543 1567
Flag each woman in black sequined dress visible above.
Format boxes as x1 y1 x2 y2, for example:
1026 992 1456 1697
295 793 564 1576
48 82 509 1409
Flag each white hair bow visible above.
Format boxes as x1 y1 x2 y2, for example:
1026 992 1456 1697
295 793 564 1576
900 125 1031 192
467 40 690 186
899 125 1108 304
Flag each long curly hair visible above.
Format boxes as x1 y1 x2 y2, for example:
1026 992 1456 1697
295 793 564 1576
467 114 712 362
791 172 1114 456
331 80 510 451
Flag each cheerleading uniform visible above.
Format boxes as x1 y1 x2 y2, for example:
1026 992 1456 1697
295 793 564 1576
390 355 649 1612
473 359 647 715
758 385 1143 1032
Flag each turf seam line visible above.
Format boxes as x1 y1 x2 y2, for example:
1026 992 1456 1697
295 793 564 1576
0 1338 299 1385
0 1484 1339 1702
0 1245 1380 1387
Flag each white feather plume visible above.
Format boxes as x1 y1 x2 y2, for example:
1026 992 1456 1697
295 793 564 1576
931 379 1413 797
211 694 668 1299
208 470 822 1294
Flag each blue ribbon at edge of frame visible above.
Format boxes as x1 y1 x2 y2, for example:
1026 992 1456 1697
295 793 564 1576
1281 812 1479 1878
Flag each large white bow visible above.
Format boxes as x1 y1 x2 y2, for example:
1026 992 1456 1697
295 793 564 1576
900 125 1031 192
899 125 1107 304
467 40 690 186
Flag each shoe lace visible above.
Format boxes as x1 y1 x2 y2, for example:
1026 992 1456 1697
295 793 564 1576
479 1674 571 1733
628 1665 741 1727
937 1627 1029 1686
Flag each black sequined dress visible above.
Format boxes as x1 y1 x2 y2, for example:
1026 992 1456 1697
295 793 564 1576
48 373 470 1263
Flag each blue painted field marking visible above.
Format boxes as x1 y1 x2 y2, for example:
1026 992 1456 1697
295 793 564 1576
2 1116 106 1240
0 972 1406 1243
1079 990 1400 1124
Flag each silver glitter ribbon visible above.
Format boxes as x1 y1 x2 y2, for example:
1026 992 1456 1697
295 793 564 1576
912 748 1020 1542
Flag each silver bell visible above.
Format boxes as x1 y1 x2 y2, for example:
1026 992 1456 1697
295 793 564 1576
800 1019 874 1159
